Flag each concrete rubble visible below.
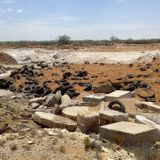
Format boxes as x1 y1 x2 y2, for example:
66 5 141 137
77 111 100 133
93 83 114 93
135 102 160 113
0 89 14 98
32 112 77 132
100 109 129 125
82 94 106 104
105 90 132 101
62 106 97 120
135 115 160 132
100 122 160 145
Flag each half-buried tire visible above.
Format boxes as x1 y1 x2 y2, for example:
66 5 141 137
108 100 126 113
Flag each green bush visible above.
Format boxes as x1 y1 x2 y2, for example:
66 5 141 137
57 34 71 46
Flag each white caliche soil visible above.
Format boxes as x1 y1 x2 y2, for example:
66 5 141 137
2 48 160 64
0 128 137 160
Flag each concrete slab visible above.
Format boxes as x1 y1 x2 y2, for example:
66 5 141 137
32 112 77 132
135 102 160 113
140 113 160 125
83 94 105 104
62 106 98 120
2 64 22 70
100 110 129 125
105 90 132 101
77 111 100 133
100 122 159 145
100 98 143 118
135 115 160 132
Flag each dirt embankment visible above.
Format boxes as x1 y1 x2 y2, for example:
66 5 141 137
0 52 17 64
1 43 160 52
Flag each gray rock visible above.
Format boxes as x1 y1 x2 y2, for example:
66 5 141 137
44 94 56 107
44 91 62 107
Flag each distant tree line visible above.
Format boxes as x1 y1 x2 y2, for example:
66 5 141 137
1 34 160 47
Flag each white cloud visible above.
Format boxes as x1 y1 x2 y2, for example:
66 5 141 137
0 13 160 40
0 7 24 13
0 0 15 4
7 8 12 12
16 9 23 13
1 17 160 41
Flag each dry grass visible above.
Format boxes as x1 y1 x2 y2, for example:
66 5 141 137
59 145 66 153
10 143 17 151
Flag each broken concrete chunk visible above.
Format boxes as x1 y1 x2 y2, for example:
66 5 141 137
29 97 46 104
105 90 132 101
32 112 77 132
135 115 160 132
31 103 40 109
100 122 159 146
77 111 99 133
0 71 12 79
62 106 97 120
0 89 14 98
93 83 114 94
100 110 129 125
61 94 72 107
140 113 160 125
135 102 160 113
83 94 105 104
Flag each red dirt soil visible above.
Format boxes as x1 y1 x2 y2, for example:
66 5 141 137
0 52 17 64
12 57 160 104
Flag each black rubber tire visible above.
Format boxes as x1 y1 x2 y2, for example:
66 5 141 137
108 99 126 113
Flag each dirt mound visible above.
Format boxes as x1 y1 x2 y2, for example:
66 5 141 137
0 52 17 64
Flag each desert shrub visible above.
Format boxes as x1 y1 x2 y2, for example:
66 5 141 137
136 145 160 160
57 34 71 46
95 150 102 160
59 145 66 153
22 144 30 150
83 137 93 150
39 154 52 160
10 143 17 151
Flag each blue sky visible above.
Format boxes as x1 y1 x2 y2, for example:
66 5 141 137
0 0 160 40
